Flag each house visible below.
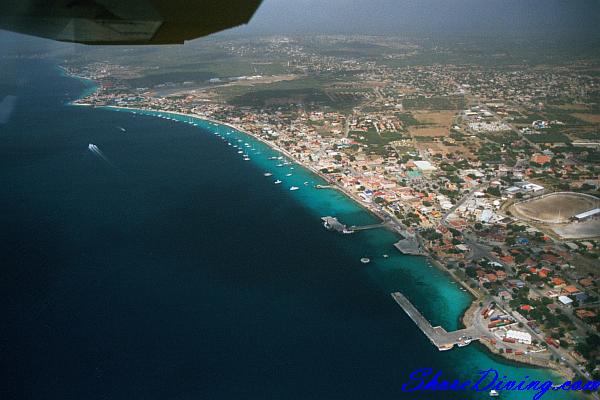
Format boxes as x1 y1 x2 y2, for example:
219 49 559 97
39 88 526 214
575 309 597 320
551 277 566 289
508 279 526 288
531 154 552 165
499 290 513 300
561 285 581 296
574 292 588 303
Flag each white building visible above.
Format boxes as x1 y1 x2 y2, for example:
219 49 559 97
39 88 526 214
558 295 574 306
413 160 437 173
573 208 600 222
506 330 532 345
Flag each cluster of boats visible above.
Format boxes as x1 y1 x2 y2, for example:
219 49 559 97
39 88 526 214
151 113 307 192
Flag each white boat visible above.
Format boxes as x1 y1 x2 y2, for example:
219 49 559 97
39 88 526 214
118 126 126 132
243 157 250 161
277 156 283 160
274 180 282 184
276 164 284 167
237 150 243 154
489 390 499 397
286 173 292 177
289 186 299 191
360 257 370 264
264 172 273 177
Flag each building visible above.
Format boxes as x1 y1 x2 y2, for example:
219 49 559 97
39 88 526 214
413 160 437 174
506 330 532 345
558 295 574 306
573 208 600 222
504 182 545 198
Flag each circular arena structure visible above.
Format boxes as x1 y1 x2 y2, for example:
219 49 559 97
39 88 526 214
510 192 600 224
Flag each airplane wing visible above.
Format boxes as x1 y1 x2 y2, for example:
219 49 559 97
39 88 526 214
0 0 263 45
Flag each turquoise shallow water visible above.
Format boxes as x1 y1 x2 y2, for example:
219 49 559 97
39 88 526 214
103 107 569 399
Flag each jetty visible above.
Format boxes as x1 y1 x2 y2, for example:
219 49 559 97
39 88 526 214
391 292 480 351
322 216 388 233
348 221 388 231
394 239 424 255
322 216 349 233
315 184 339 190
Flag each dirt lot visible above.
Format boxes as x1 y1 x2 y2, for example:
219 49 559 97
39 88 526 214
408 111 455 137
557 104 590 111
551 220 600 239
571 113 600 124
511 192 599 223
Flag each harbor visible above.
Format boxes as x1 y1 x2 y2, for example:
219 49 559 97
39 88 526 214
391 292 480 351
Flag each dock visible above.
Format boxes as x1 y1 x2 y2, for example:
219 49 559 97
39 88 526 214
321 216 387 233
393 238 424 255
391 292 480 351
321 216 350 233
348 221 388 231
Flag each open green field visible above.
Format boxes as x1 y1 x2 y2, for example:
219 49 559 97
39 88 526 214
350 129 405 146
219 77 364 111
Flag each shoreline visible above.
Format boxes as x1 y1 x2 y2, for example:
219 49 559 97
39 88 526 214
68 86 563 376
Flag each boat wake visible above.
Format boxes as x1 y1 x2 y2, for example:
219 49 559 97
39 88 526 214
88 143 117 168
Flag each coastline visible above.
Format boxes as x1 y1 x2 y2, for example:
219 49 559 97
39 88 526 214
68 88 564 376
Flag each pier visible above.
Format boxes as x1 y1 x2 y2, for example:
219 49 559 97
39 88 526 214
321 216 389 233
322 216 350 233
391 292 480 351
315 184 339 190
348 221 388 231
393 239 424 255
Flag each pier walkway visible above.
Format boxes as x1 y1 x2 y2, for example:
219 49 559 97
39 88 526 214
321 216 389 233
391 292 480 351
348 221 388 231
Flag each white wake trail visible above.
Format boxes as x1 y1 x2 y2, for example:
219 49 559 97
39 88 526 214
88 143 117 168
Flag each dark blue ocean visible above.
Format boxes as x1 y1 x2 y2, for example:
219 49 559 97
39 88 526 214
0 59 564 400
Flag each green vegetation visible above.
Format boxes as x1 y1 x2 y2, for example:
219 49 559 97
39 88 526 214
397 112 429 127
350 129 404 146
527 132 570 143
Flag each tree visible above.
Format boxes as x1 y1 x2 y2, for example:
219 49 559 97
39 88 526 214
486 186 501 197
